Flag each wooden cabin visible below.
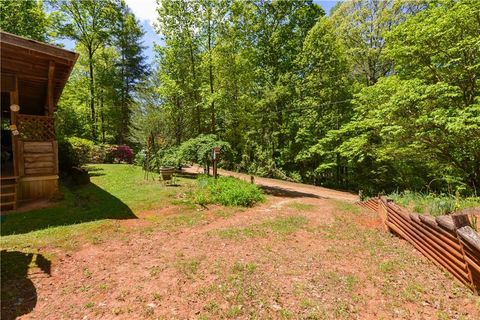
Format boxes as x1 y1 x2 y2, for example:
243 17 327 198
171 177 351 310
1 32 78 211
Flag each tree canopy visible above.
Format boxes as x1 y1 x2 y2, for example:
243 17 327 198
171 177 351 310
7 0 478 195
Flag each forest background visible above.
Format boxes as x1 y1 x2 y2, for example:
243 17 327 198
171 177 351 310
1 0 479 196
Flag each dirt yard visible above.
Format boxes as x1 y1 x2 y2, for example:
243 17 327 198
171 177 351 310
2 167 479 319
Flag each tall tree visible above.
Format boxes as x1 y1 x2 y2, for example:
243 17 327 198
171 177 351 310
53 0 113 141
156 0 203 136
330 0 426 85
112 0 149 144
0 0 50 41
322 0 480 193
292 16 352 186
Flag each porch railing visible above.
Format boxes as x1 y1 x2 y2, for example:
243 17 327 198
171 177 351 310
17 114 55 141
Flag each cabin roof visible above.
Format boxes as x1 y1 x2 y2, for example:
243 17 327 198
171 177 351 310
1 31 79 115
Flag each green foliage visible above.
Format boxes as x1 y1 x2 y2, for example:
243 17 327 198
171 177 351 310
154 147 182 168
20 0 479 197
388 191 480 217
0 0 51 41
193 175 265 207
178 134 231 168
69 137 95 165
58 137 95 170
53 0 147 143
91 144 115 163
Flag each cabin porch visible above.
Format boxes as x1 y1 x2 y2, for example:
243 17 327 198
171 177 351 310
0 31 78 212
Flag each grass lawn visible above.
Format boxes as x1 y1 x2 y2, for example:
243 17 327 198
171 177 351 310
1 164 197 249
1 164 479 319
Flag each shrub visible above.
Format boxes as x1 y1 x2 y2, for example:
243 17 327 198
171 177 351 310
135 149 147 166
193 175 265 207
91 144 115 163
58 137 94 172
109 145 134 163
156 147 182 168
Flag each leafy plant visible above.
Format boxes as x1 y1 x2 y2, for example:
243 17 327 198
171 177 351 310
109 145 134 164
192 175 265 207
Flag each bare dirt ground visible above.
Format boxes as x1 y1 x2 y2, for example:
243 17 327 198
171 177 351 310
3 183 479 320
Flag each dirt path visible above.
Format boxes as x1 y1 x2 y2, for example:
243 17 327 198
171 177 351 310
3 192 479 319
182 165 359 203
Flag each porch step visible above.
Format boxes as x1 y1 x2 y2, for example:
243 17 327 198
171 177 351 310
0 176 18 180
1 176 18 212
1 193 16 197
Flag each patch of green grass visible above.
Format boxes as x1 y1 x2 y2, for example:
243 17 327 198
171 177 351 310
378 260 396 273
192 175 265 207
212 215 308 240
286 202 316 211
163 212 206 229
262 216 308 234
215 207 245 218
388 191 480 216
232 262 257 275
402 282 425 302
225 305 242 317
175 257 201 279
335 201 361 214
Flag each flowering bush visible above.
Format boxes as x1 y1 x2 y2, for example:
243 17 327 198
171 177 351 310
91 144 115 163
110 145 134 163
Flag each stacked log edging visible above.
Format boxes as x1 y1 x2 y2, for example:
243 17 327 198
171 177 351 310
358 197 480 294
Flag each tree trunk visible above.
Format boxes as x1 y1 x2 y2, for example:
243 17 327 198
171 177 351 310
100 92 105 144
189 42 201 135
208 7 215 134
88 48 97 141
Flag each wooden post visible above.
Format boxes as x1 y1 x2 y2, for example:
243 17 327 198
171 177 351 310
212 147 220 179
456 226 480 294
10 76 19 177
378 196 390 232
47 60 55 115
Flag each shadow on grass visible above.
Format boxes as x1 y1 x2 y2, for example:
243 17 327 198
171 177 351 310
85 166 106 177
261 185 326 199
1 250 51 320
1 182 137 236
175 170 199 180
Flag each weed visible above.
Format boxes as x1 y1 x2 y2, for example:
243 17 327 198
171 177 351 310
279 308 293 319
232 262 257 275
83 268 92 279
85 302 95 309
176 257 201 279
379 260 396 273
402 282 425 302
345 275 358 292
149 265 165 277
203 301 220 313
225 305 242 317
98 283 108 291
